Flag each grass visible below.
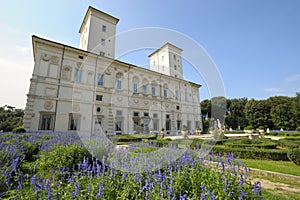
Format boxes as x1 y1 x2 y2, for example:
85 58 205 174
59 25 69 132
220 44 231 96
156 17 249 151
241 159 300 176
262 190 298 200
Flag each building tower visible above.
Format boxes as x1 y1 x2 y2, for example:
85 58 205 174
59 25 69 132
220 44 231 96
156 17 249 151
79 6 119 58
148 43 183 79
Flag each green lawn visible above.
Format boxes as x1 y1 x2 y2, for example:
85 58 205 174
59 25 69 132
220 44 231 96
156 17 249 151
241 159 300 176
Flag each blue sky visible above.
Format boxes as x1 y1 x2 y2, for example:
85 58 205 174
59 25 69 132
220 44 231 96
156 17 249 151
0 0 299 108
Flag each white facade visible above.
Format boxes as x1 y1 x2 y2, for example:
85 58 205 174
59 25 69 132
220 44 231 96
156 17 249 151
79 7 119 58
23 6 202 134
149 43 183 79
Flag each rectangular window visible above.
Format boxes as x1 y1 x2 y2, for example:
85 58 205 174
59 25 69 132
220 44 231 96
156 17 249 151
69 114 81 131
175 90 179 100
116 110 123 116
174 65 177 70
39 113 54 130
166 114 170 119
75 68 82 82
134 120 139 131
133 112 139 117
96 95 103 101
97 74 104 86
102 25 107 32
100 51 105 57
164 87 168 98
177 120 181 130
101 38 105 46
115 120 122 131
153 113 158 118
153 119 159 130
142 84 147 94
187 121 191 130
133 83 138 93
176 105 180 110
151 84 156 96
174 54 176 60
144 112 149 117
117 79 122 90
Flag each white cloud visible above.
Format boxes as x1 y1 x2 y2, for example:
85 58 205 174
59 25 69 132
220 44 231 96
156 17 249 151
286 74 300 83
264 88 283 93
16 46 31 55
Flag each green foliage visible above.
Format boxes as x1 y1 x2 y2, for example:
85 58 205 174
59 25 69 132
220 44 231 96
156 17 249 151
20 140 39 161
225 98 248 129
36 144 91 171
115 133 157 143
268 96 297 130
287 148 300 165
244 125 253 130
265 131 300 137
12 126 26 133
0 106 24 132
211 146 289 161
245 99 272 129
258 126 265 130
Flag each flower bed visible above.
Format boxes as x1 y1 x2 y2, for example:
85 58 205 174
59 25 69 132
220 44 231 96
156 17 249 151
0 132 263 199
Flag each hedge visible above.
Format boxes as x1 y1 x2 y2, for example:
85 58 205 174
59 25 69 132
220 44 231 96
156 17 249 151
115 134 157 142
264 132 300 137
205 145 289 161
224 143 278 149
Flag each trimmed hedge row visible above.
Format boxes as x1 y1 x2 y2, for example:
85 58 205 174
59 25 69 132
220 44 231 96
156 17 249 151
224 143 278 149
205 145 289 161
116 134 157 142
264 132 300 137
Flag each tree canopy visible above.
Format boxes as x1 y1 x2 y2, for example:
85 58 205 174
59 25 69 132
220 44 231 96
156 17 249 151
201 93 300 130
0 105 24 132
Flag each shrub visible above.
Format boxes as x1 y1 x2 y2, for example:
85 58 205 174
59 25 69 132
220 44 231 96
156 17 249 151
36 144 91 171
296 127 300 131
210 146 289 161
258 126 264 130
288 148 300 165
244 125 253 130
20 140 39 161
12 126 26 133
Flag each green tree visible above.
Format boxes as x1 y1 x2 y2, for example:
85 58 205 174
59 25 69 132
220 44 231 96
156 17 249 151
293 92 300 129
211 96 227 124
268 96 296 130
245 99 272 129
225 98 248 129
0 105 24 132
200 99 211 120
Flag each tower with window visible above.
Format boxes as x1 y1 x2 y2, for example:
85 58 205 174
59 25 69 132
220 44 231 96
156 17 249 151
148 43 183 79
79 6 119 58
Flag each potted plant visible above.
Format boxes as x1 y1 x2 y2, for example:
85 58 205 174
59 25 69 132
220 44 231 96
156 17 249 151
196 127 202 135
258 126 265 133
244 125 253 134
181 125 188 138
160 128 165 138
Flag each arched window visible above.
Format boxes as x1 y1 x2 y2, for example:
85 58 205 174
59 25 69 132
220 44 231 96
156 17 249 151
116 72 123 90
151 81 157 96
142 79 148 95
133 76 139 93
163 84 168 98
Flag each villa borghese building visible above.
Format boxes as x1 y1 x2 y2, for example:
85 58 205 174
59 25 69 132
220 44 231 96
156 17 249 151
23 6 202 134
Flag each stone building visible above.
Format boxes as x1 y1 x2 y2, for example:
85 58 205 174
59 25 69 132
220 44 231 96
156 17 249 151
23 6 202 134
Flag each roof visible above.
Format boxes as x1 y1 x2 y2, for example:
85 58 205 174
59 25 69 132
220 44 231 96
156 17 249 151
31 35 201 88
148 42 183 58
79 6 119 33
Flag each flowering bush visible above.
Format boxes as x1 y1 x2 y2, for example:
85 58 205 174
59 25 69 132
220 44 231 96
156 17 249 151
0 132 263 199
